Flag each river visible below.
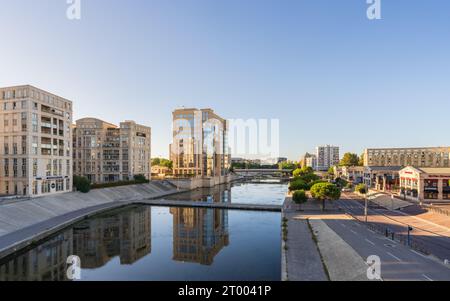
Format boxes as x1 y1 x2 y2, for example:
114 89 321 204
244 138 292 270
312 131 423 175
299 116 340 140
0 182 288 281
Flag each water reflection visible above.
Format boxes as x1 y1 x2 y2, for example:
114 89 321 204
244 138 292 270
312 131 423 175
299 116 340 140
0 206 151 281
171 207 229 265
0 183 285 281
73 206 151 268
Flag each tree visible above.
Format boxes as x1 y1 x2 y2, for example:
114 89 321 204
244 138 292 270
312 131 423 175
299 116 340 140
73 176 91 193
289 179 309 191
327 167 335 175
334 177 348 188
355 184 367 194
279 161 298 171
151 158 161 166
292 190 308 210
310 182 341 211
339 153 360 167
358 153 365 166
293 166 315 178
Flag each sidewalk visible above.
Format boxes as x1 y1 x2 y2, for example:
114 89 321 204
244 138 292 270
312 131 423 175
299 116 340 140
282 196 369 281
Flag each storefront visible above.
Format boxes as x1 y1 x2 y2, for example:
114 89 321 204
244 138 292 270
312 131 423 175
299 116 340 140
399 166 450 203
364 166 402 192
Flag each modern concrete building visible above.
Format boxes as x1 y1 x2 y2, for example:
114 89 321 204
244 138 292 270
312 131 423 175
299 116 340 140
0 85 73 197
364 147 450 168
73 118 151 184
399 166 450 203
170 108 230 180
316 145 340 171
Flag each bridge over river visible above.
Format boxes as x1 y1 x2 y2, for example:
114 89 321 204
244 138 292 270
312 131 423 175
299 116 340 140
137 199 282 212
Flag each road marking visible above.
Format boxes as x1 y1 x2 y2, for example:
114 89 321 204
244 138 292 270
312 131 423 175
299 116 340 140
350 230 358 235
340 223 346 228
410 249 430 260
365 239 375 246
387 252 402 262
422 274 433 281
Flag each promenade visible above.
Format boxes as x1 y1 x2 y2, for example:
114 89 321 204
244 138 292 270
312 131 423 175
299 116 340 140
282 195 450 281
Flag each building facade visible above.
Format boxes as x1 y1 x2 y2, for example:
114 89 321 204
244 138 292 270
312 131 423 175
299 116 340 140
300 152 317 170
170 108 230 178
316 145 340 171
0 85 73 197
73 118 151 184
399 167 450 203
364 147 450 168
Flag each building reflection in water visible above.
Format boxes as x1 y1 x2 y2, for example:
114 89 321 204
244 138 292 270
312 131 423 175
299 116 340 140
0 206 151 281
0 232 73 281
73 206 152 267
171 207 229 265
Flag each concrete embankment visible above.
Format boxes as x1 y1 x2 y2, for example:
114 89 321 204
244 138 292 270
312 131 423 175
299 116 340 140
0 182 188 259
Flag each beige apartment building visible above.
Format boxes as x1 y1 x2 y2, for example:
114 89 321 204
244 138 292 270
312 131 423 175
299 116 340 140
0 85 73 197
169 108 230 178
364 147 450 168
73 118 151 184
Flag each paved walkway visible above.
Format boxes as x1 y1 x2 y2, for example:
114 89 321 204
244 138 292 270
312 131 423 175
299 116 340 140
284 210 328 281
141 199 281 211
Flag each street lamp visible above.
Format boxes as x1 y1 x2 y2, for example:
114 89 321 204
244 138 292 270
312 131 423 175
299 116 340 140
364 187 368 223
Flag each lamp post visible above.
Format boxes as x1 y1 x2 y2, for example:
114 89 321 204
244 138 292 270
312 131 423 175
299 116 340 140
365 187 368 223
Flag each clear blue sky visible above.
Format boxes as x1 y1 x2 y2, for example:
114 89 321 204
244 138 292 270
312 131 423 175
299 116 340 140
1 0 450 160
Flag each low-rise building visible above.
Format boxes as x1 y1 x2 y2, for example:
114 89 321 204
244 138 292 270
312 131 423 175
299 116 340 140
342 166 365 184
73 118 151 184
364 166 402 192
399 166 450 203
151 165 171 178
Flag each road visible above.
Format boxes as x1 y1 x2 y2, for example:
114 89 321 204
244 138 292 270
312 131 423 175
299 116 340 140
336 194 450 262
323 216 450 281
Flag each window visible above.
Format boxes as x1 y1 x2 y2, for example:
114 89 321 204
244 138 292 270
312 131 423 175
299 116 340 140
22 158 27 177
4 159 9 177
13 159 18 178
32 113 38 132
33 159 38 177
46 160 51 176
53 159 58 176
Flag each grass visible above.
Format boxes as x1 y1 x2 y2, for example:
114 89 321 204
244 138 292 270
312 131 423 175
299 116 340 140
306 218 331 281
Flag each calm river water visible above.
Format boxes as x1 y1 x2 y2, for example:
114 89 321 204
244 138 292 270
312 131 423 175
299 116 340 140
0 182 287 281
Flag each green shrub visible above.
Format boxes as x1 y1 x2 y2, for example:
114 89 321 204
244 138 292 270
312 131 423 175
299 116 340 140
355 184 367 194
73 176 91 193
307 180 327 190
133 174 148 183
292 190 308 205
289 179 308 191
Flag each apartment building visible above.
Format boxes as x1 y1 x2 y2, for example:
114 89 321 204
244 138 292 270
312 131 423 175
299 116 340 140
300 152 317 170
316 145 340 171
169 108 230 178
364 147 450 168
73 118 151 184
0 85 73 197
